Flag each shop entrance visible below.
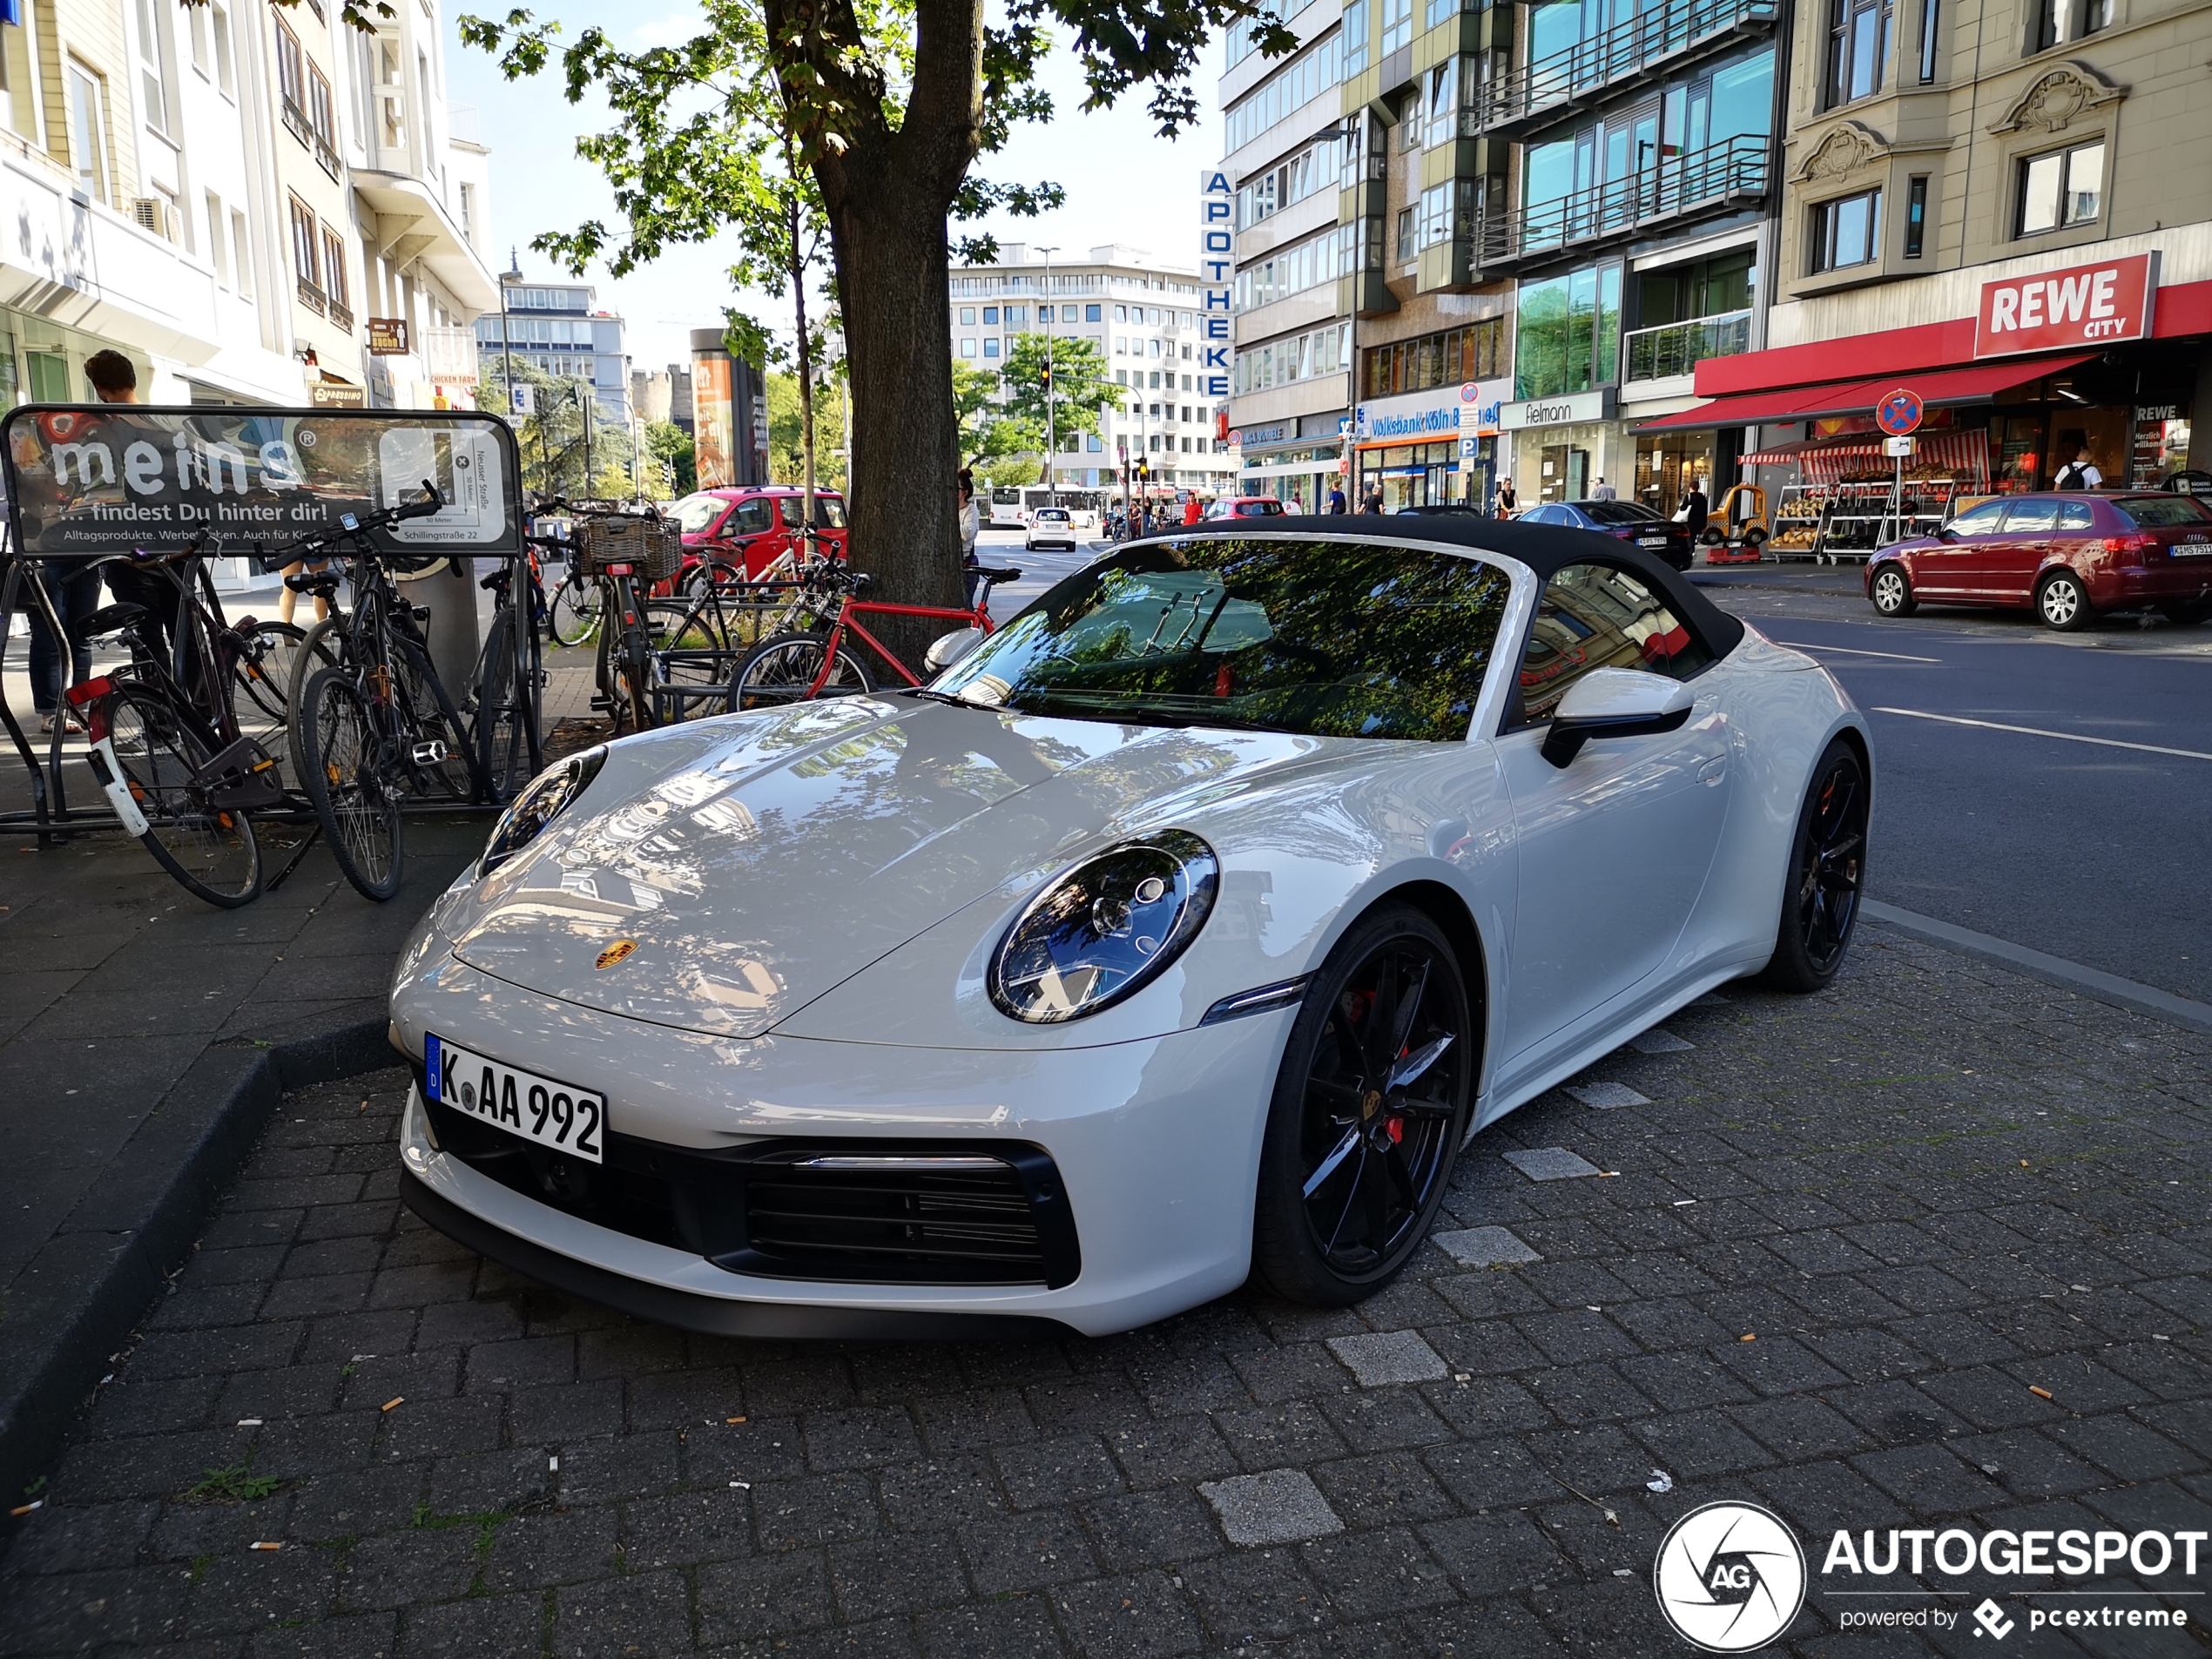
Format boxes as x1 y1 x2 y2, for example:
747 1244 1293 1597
1541 444 1588 502
1635 430 1716 518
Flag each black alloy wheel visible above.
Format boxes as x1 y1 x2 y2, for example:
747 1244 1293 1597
1762 738 1868 992
1252 905 1474 1305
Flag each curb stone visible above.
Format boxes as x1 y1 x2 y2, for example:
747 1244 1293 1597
0 1015 395 1514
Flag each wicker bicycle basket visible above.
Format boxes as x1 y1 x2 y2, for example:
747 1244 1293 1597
574 515 684 581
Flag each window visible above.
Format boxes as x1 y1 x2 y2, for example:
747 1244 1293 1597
983 338 999 359
1513 266 1622 400
1223 29 1345 154
1515 563 1711 725
190 3 210 73
232 209 253 295
135 0 169 136
64 65 109 203
1115 304 1127 321
206 192 226 284
1811 189 1881 272
289 196 320 296
1380 0 1412 54
1395 206 1415 263
2017 139 2102 234
458 181 476 246
1357 320 1503 397
1086 303 1102 322
1904 176 1928 257
212 5 233 95
322 227 350 310
2035 0 2111 51
308 64 336 147
2055 501 2094 531
1005 305 1028 325
959 307 974 325
1342 0 1369 76
1825 0 1892 105
1917 0 1939 80
2001 499 2060 532
728 499 774 536
1946 499 2006 534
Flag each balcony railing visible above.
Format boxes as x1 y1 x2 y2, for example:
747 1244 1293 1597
314 135 342 182
327 297 354 334
1471 134 1768 268
1624 307 1752 382
1471 0 1777 133
280 97 313 148
296 278 326 317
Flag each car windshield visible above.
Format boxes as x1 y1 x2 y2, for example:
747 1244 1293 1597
929 537 1513 742
1581 502 1662 525
671 494 727 535
2114 495 2212 528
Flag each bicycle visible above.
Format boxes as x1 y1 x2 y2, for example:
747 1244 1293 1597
728 560 1023 711
285 483 491 900
643 544 848 723
536 502 685 733
469 548 548 803
60 536 293 907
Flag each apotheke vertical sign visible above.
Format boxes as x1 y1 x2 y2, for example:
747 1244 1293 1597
1197 171 1234 400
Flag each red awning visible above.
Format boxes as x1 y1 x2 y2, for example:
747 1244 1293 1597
1631 353 2099 433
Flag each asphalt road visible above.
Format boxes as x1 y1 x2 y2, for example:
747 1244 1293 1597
981 531 2212 1006
1690 566 2212 1006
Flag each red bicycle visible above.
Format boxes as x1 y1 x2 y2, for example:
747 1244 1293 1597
727 563 1023 711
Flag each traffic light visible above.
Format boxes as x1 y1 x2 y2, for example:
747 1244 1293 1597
1041 364 1052 391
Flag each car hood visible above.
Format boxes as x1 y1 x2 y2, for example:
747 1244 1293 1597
447 698 1335 1040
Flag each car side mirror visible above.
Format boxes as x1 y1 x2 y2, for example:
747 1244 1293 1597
924 628 986 674
1935 526 1959 543
1540 668 1696 768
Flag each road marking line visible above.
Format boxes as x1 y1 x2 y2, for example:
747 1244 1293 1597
1777 641 1943 663
1871 706 2212 761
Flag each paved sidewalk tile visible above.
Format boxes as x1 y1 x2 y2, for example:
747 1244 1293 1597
6 931 2212 1656
1567 1082 1653 1110
1503 1147 1603 1181
1198 1469 1344 1546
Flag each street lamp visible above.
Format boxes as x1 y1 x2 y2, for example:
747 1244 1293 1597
1035 246 1059 509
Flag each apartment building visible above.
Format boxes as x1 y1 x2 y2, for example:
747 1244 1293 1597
1643 0 2212 502
948 243 1237 496
0 0 492 411
474 271 632 422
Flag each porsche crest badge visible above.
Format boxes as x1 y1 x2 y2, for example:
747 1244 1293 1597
596 940 639 970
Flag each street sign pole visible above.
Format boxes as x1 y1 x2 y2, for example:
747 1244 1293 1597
1874 389 1925 550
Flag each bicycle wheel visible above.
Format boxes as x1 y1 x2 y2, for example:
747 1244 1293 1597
299 668 404 901
391 638 485 803
729 632 873 712
550 570 602 645
233 617 339 733
644 597 732 723
108 687 262 907
474 607 535 803
610 624 656 732
285 615 348 786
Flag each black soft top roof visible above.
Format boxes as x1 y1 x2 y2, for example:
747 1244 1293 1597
1136 514 1747 657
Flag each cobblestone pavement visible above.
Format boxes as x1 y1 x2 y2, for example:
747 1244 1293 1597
6 927 2212 1657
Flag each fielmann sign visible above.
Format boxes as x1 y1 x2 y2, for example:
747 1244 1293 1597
1974 251 2158 359
0 407 523 560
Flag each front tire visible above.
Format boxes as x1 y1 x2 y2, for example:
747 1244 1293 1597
109 688 262 908
299 669 404 902
1761 738 1868 993
1869 564 1916 617
2036 569 2093 631
1251 905 1474 1306
550 570 602 646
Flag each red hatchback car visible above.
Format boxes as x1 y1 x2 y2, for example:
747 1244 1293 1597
671 487 849 578
1866 490 2212 630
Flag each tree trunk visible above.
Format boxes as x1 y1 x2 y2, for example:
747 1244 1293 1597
821 182 966 664
789 185 817 542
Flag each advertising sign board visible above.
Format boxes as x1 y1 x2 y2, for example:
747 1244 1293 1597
1197 170 1234 401
1975 252 2157 358
1 406 523 558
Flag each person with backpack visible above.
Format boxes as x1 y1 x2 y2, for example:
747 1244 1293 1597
2054 446 2102 490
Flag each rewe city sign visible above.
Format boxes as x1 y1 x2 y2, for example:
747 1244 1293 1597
1974 251 2157 358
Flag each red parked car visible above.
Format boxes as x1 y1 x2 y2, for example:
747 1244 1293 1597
1866 490 2212 631
671 487 849 579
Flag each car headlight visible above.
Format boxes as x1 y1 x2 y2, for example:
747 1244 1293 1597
478 746 607 877
989 832 1218 1023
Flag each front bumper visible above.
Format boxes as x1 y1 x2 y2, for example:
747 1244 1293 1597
392 957 1292 1337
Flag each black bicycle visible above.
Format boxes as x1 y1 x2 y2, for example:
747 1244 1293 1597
280 484 489 900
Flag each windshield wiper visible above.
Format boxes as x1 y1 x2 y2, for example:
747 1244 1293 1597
900 687 977 708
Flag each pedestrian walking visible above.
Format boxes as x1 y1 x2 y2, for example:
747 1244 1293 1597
1182 495 1203 526
1290 491 1304 515
957 470 981 607
2054 445 2102 490
1327 482 1346 514
25 560 98 733
1681 481 1709 539
1360 484 1383 515
1591 476 1617 501
83 352 182 666
1494 476 1519 518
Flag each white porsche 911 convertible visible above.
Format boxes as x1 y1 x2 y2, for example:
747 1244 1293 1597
391 519 1871 1339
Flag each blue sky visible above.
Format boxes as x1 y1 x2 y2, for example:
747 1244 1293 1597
447 5 1224 371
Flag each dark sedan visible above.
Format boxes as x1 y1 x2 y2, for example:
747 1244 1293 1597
1517 499 1694 570
1865 491 2212 631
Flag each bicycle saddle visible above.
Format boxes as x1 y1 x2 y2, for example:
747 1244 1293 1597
287 570 343 593
74 602 147 639
974 566 1023 584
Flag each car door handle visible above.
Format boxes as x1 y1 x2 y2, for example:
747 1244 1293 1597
1697 754 1727 786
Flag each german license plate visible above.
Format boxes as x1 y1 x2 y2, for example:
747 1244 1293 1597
425 1035 605 1162
1638 536 1671 548
2176 536 2209 556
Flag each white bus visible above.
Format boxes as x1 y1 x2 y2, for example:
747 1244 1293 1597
988 488 1028 528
